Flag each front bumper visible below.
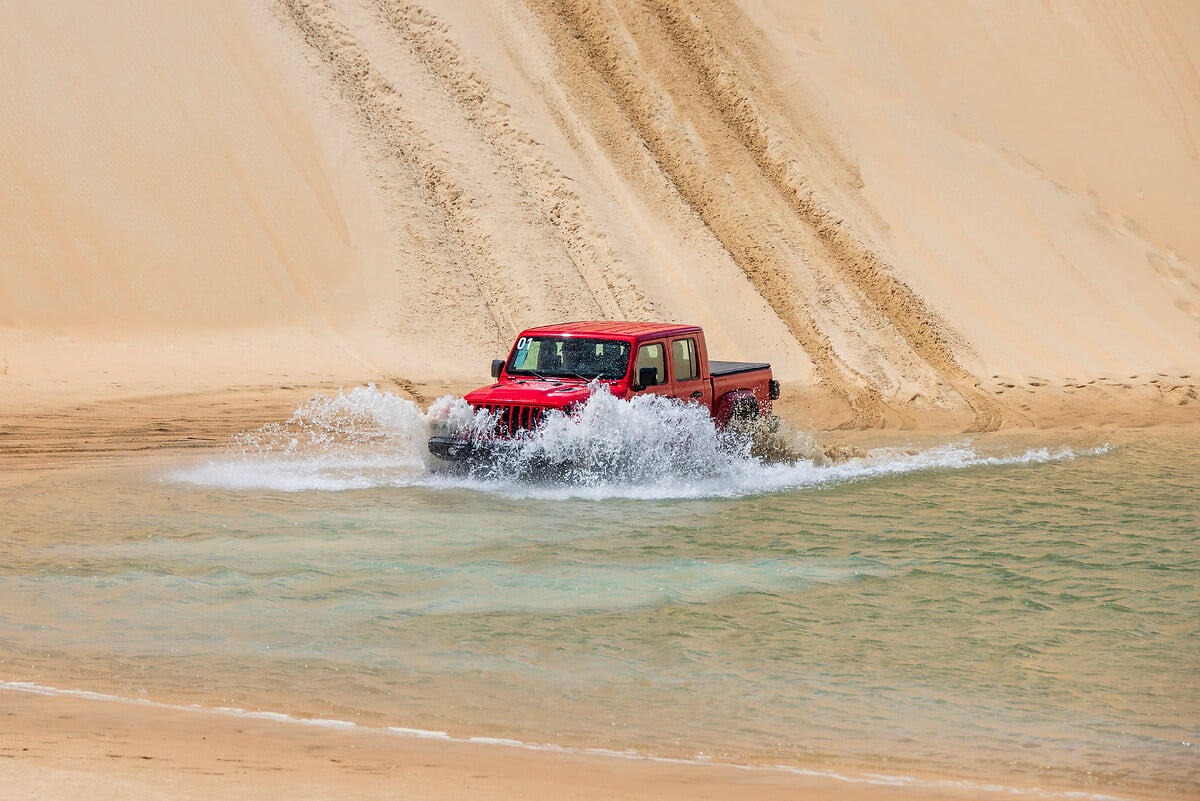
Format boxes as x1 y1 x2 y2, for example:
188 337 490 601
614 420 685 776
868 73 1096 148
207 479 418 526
428 436 489 462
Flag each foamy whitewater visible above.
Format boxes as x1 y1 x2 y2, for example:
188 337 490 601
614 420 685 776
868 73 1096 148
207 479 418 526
3 386 1196 796
171 385 1098 498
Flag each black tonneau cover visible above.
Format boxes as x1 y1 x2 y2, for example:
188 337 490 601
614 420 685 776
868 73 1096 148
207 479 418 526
709 360 771 377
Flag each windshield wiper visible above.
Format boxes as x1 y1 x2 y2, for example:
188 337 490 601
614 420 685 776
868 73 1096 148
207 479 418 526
513 369 563 381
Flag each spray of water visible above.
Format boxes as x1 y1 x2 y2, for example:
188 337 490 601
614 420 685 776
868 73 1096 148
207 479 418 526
232 384 430 458
170 385 1103 498
434 383 760 485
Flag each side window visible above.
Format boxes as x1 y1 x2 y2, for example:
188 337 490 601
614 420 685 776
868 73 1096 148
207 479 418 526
671 338 698 381
635 342 666 385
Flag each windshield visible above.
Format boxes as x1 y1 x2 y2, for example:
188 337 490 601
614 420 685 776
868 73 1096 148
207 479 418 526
507 336 632 380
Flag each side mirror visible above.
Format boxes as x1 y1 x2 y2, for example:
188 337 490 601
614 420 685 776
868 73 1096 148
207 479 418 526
633 366 658 391
491 359 505 379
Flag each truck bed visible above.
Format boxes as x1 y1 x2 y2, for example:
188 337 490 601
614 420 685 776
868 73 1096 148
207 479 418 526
709 360 771 377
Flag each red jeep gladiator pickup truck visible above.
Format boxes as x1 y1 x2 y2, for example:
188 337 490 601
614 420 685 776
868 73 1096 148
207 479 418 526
428 321 779 462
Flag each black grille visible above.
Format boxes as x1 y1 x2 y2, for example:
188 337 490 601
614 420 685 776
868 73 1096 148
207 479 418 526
475 404 548 436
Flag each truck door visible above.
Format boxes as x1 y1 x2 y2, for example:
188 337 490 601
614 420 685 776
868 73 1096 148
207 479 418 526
670 336 711 410
634 341 673 399
634 338 712 409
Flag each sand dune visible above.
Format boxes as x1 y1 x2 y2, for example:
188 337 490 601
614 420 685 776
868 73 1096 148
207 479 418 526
1 0 1197 429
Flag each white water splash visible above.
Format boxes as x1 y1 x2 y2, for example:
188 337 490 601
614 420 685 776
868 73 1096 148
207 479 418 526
169 385 1105 499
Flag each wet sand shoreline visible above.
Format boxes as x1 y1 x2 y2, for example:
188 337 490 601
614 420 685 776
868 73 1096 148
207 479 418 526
4 678 1179 801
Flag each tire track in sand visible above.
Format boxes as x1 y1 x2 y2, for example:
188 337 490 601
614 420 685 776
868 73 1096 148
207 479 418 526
369 0 658 322
532 0 896 428
275 0 524 344
646 0 1017 431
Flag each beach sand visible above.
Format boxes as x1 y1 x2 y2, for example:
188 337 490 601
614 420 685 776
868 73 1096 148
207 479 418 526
0 685 1049 801
2 0 1198 797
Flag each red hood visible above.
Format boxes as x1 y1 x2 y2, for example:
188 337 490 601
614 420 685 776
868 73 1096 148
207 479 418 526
464 379 603 409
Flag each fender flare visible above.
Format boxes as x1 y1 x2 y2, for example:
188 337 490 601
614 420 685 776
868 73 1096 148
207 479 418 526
715 389 759 428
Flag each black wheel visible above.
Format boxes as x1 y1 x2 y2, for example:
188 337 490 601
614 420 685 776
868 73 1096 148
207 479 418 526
726 397 759 437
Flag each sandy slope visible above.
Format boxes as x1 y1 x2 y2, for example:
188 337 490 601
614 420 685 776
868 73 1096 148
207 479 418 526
2 0 1198 430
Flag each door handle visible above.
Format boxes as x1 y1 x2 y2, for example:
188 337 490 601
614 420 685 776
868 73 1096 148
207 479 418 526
690 391 704 399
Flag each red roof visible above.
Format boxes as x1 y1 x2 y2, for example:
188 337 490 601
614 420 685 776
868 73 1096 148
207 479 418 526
519 321 701 339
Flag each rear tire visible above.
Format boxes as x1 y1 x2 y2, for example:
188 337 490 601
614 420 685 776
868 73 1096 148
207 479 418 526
725 397 760 437
726 402 792 461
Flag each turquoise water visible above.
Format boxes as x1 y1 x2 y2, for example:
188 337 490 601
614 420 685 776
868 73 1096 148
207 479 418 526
1 387 1197 796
